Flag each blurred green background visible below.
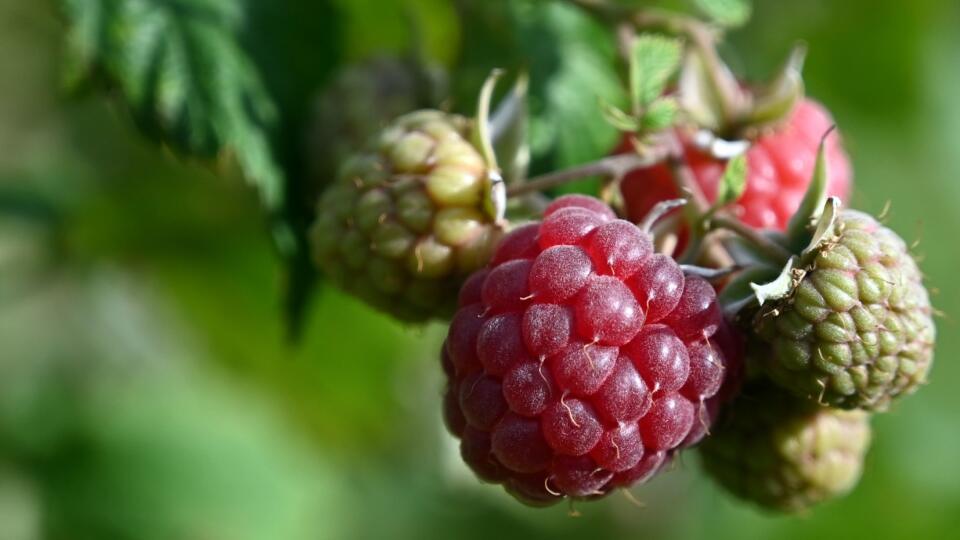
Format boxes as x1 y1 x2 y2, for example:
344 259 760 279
1 0 958 538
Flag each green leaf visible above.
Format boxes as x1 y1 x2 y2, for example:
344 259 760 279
452 0 625 173
715 153 748 206
630 34 682 111
600 102 640 132
640 97 679 131
694 0 752 28
58 0 284 209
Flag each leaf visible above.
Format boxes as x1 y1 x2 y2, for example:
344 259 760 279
58 0 284 209
451 1 625 174
630 34 682 111
640 97 679 131
600 102 640 132
715 153 748 206
694 0 752 28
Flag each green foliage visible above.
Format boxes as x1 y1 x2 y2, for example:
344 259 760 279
600 33 681 137
694 0 752 27
714 153 747 207
504 1 626 170
59 0 284 208
640 97 679 130
630 34 682 110
450 0 625 190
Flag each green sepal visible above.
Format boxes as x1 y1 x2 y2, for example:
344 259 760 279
714 153 748 208
472 70 507 223
491 73 530 186
750 256 800 306
678 47 742 133
745 43 807 131
785 127 833 249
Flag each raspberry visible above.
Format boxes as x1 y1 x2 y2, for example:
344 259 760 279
440 195 737 505
749 210 935 410
310 110 505 321
620 99 852 231
700 382 871 513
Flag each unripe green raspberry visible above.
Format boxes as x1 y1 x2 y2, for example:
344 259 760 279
700 382 871 513
310 110 504 321
750 210 935 410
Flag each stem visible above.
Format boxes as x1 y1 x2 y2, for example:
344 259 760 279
679 263 743 282
639 198 687 233
506 152 662 198
661 134 734 267
709 215 793 263
664 135 710 213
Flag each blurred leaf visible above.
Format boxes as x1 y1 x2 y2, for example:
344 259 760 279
491 73 530 185
600 101 640 132
241 1 343 340
58 0 284 208
694 0 752 27
450 0 624 193
641 97 680 131
714 153 747 206
630 34 682 110
515 1 626 169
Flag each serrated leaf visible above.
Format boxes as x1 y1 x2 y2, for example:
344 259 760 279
640 97 679 131
630 34 682 111
715 153 747 206
58 0 284 209
512 2 626 169
694 0 752 28
600 102 640 132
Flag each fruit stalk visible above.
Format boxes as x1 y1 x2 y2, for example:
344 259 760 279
505 151 667 198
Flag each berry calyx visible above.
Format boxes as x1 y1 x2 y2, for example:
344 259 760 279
310 110 505 321
441 195 737 505
619 99 852 231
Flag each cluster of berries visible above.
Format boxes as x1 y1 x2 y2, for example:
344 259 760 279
308 43 934 515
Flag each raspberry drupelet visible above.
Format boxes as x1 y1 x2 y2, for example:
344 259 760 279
441 195 737 506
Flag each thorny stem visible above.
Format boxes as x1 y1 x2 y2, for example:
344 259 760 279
506 151 664 198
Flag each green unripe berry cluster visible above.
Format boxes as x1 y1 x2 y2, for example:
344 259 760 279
752 210 935 410
700 382 871 513
310 110 503 321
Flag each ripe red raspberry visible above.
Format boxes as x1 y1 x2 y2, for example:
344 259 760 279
620 99 852 230
441 195 737 505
